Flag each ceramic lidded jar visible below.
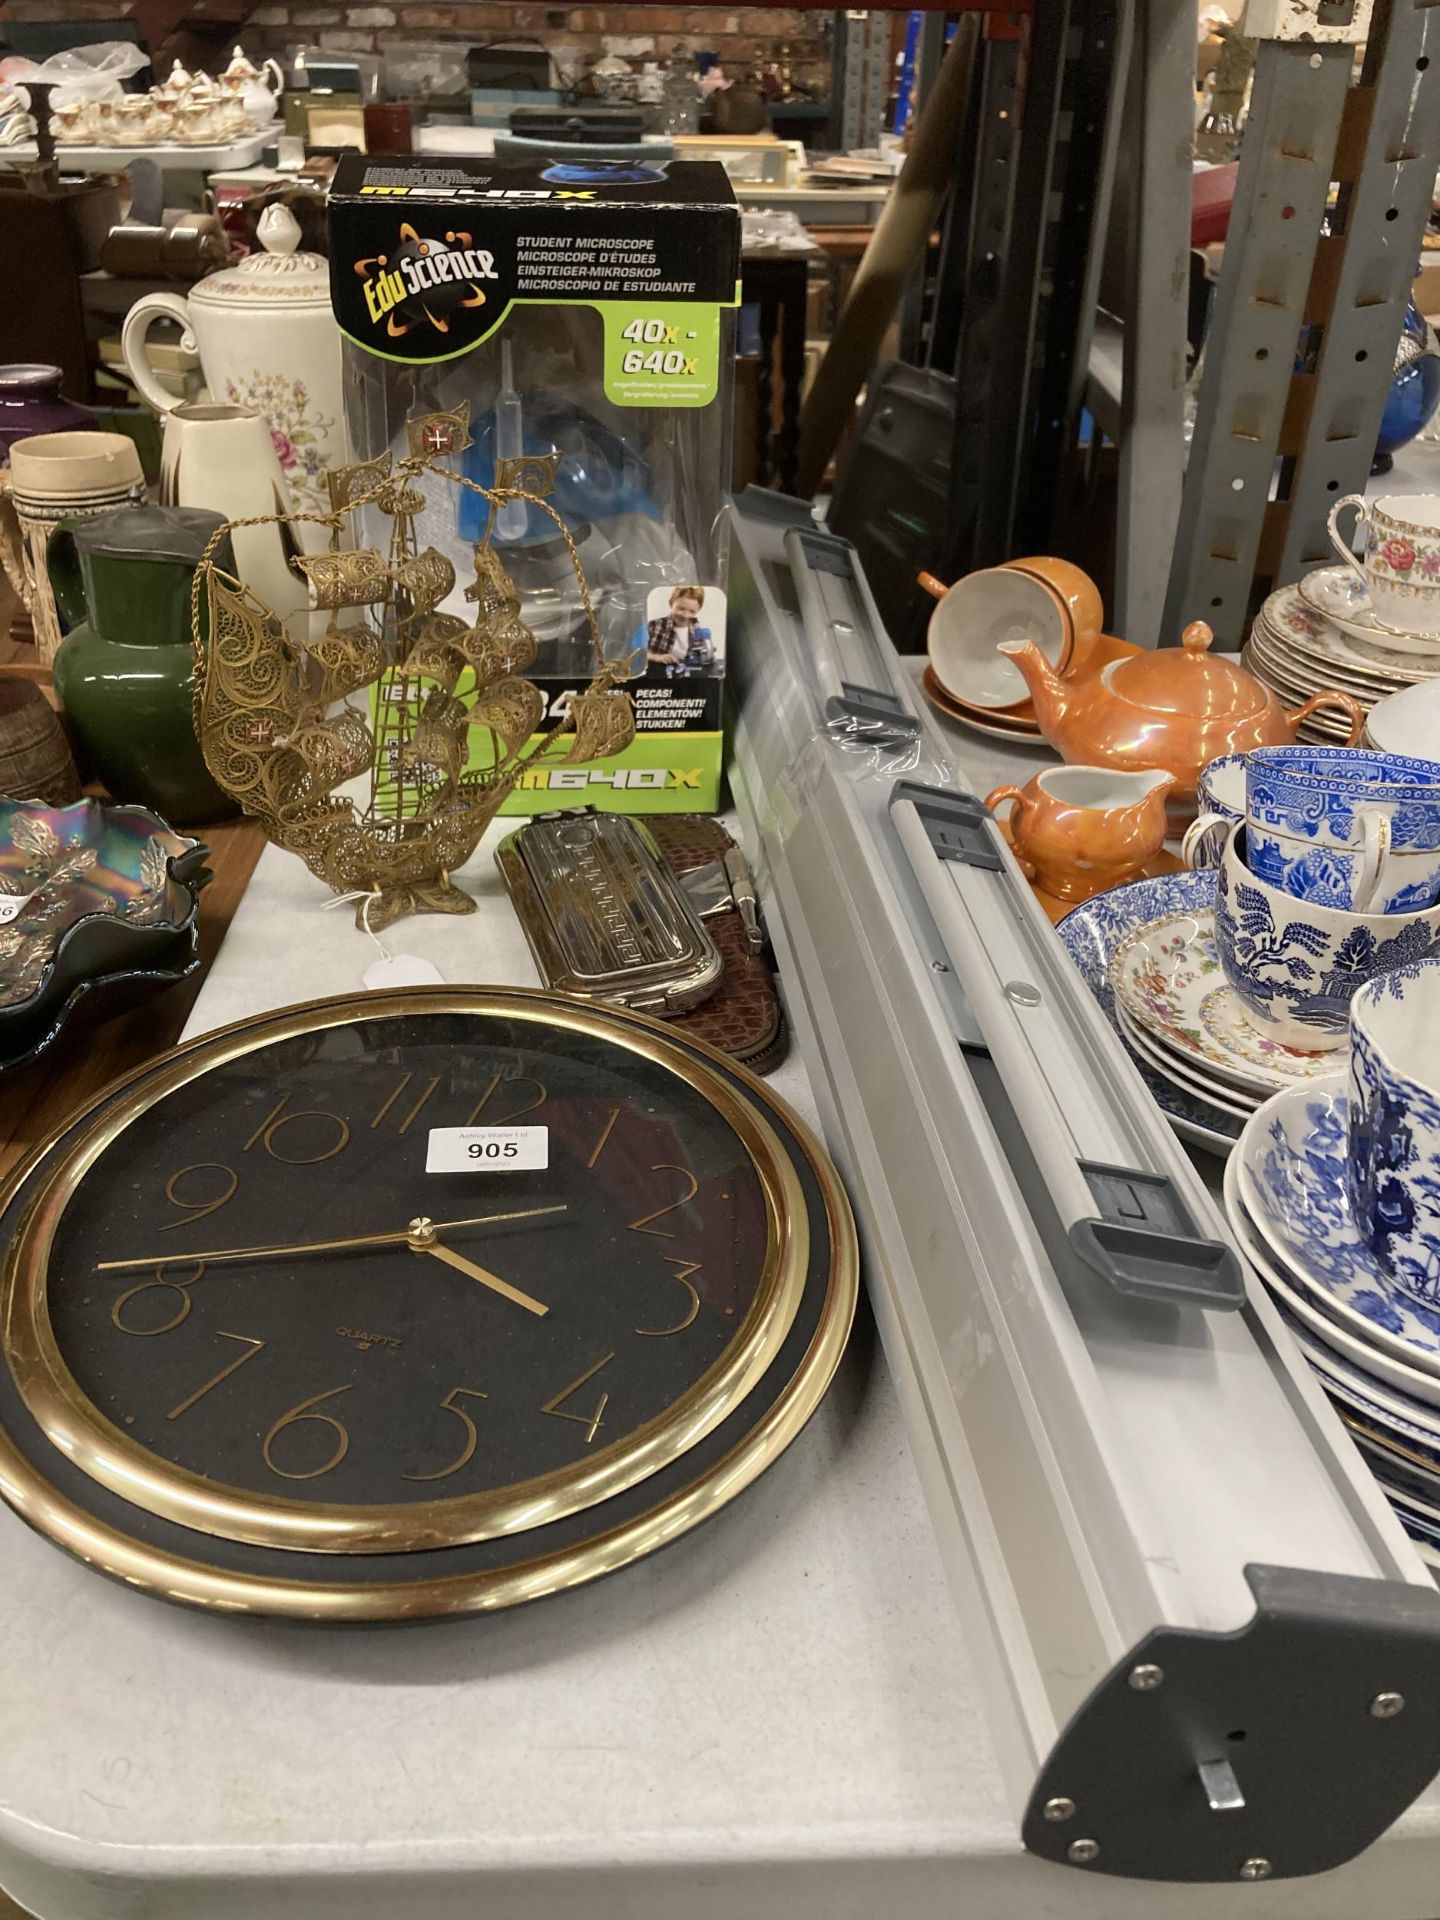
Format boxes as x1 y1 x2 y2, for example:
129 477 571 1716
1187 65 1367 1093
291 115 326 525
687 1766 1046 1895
48 503 239 826
120 204 347 516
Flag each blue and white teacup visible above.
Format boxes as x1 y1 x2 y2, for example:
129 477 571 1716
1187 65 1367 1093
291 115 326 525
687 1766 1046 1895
1217 823 1440 1050
1348 960 1440 1303
1243 747 1440 915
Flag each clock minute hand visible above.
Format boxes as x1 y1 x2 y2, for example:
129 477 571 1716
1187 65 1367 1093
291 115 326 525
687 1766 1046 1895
94 1203 568 1275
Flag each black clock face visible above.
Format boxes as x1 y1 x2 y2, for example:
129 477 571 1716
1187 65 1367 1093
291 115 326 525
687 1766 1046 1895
37 1009 781 1524
0 992 855 1618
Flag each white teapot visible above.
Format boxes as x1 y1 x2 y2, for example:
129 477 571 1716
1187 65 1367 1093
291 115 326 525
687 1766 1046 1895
121 203 347 518
220 47 283 129
153 59 193 103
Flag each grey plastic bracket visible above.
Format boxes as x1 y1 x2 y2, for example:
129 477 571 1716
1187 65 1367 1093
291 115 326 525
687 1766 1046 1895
734 485 815 528
825 682 922 742
1072 1160 1245 1309
787 527 857 578
890 780 1000 870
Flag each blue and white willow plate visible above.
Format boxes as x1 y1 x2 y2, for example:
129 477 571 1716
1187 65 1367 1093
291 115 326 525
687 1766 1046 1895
1274 1306 1440 1462
1387 1493 1440 1566
1237 1078 1440 1381
1222 1147 1440 1412
1056 871 1242 1155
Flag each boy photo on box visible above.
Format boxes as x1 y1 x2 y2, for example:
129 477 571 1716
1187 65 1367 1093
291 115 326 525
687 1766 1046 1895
646 586 716 677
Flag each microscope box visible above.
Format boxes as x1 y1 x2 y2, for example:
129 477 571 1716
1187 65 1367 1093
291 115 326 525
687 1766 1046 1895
327 152 739 813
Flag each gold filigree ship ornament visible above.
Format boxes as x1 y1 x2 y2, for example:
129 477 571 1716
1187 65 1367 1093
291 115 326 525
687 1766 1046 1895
188 405 634 931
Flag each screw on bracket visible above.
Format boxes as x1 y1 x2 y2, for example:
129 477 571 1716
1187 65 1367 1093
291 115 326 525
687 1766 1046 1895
1067 1838 1100 1865
1370 1691 1405 1719
1127 1662 1164 1691
1043 1797 1076 1823
1239 1858 1272 1882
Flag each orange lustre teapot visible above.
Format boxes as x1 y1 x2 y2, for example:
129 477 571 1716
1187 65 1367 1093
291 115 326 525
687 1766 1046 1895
997 620 1364 808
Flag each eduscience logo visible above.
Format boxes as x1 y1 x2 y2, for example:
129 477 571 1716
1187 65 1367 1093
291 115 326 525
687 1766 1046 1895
354 222 500 338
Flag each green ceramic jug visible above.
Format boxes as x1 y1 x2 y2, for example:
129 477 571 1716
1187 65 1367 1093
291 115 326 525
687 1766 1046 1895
49 503 239 826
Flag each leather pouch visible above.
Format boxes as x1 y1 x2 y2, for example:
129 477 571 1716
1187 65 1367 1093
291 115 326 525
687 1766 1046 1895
646 816 785 1073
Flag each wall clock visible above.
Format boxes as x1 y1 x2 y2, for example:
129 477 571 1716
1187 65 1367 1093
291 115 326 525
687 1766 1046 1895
0 989 856 1620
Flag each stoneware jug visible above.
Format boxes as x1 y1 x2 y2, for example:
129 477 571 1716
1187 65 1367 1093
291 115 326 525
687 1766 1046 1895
48 503 238 826
121 204 347 517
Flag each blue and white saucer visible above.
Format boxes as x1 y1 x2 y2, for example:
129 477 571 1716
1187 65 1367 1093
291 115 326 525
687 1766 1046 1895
1387 1492 1440 1569
1237 1078 1440 1381
1222 1148 1440 1412
1280 1310 1440 1463
1056 871 1242 1156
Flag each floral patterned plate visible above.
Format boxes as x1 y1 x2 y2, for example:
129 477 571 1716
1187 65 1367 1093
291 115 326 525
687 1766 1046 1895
1265 583 1437 683
1237 1078 1440 1382
1248 620 1407 701
1223 1148 1440 1414
1251 633 1413 718
1108 907 1339 1096
1301 565 1440 658
1113 1000 1259 1118
1054 870 1241 1155
0 798 209 1070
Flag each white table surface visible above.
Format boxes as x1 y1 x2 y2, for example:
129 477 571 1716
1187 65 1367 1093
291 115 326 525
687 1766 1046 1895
0 128 277 173
4 801 1440 1919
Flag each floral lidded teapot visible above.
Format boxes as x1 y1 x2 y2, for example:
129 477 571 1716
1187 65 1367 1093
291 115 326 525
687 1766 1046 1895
120 203 346 516
997 619 1365 813
220 47 284 128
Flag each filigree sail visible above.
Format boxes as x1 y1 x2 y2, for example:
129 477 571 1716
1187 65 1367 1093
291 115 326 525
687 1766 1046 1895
190 416 634 930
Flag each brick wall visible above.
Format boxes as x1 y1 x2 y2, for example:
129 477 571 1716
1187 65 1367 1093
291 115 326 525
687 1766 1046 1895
2 0 830 92
233 1 833 93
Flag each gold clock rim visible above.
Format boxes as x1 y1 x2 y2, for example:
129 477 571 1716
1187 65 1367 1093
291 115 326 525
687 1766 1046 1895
0 1070 857 1618
1 990 810 1554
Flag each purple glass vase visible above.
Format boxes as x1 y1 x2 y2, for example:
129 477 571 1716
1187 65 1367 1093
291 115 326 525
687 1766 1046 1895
0 365 97 466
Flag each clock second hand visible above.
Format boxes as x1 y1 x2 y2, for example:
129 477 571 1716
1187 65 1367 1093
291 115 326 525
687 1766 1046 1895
94 1203 569 1275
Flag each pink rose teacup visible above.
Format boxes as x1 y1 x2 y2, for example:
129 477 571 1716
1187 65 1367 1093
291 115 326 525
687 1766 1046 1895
1328 492 1440 638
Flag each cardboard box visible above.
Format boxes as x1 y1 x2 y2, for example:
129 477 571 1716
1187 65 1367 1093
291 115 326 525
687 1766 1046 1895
327 152 739 813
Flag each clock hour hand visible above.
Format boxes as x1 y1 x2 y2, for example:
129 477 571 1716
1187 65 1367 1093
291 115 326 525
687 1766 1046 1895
94 1203 568 1275
411 1232 549 1317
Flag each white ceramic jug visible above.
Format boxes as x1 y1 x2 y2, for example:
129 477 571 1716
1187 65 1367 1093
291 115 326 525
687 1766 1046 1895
121 205 347 518
158 402 310 623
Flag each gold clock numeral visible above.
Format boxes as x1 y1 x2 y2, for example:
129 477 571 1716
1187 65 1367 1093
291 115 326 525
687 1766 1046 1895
166 1331 266 1421
635 1258 702 1337
244 1093 352 1165
584 1106 622 1169
463 1070 547 1126
627 1164 700 1239
541 1352 614 1445
401 1386 489 1482
262 1384 352 1480
159 1162 238 1232
371 1070 440 1136
111 1260 206 1337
